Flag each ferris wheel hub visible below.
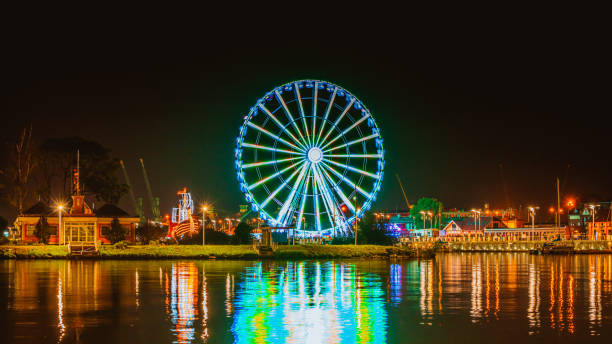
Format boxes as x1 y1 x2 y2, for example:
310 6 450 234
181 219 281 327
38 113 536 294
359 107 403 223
307 147 323 163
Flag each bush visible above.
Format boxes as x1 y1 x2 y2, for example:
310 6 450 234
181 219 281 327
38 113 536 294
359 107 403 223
35 216 51 244
113 241 129 249
233 223 253 244
177 228 233 245
136 222 168 244
357 212 394 245
160 237 178 245
102 217 127 244
331 235 354 245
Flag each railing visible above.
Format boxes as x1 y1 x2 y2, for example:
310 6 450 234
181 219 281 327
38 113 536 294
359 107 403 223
68 241 100 256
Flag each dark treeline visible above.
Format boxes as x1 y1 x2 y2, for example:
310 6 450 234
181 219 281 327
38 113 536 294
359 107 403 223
1 126 127 215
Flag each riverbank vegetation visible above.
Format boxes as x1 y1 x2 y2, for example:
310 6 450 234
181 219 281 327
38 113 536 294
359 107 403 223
0 243 433 260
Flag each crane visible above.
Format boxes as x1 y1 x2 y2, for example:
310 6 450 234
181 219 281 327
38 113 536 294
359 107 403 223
120 160 144 221
395 173 411 210
139 158 161 222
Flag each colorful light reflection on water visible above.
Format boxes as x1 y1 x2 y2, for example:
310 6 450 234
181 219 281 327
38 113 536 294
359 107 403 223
2 254 612 343
231 261 387 344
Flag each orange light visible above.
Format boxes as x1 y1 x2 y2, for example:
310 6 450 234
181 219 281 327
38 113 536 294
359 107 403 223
549 207 555 213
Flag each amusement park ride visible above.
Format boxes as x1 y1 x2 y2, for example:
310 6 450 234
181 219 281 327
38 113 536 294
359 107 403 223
235 80 385 239
168 188 198 238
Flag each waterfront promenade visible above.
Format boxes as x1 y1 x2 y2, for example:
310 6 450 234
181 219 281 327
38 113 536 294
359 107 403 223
403 239 612 253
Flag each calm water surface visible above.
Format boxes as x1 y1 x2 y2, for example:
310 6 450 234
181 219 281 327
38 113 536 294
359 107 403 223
1 253 611 343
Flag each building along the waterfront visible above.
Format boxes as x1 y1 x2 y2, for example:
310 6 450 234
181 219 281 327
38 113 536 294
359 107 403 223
15 195 139 244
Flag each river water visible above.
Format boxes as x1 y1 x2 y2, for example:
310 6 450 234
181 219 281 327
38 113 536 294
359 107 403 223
1 253 610 343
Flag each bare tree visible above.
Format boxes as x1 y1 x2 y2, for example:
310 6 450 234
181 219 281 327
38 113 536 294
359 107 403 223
5 125 36 214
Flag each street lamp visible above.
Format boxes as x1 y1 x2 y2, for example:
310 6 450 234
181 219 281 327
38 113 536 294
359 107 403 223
528 207 536 229
57 204 64 245
471 209 481 232
419 211 426 229
589 205 597 240
202 205 208 246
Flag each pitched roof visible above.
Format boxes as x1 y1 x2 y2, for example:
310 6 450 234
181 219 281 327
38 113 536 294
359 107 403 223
95 204 131 217
450 216 494 231
22 202 52 216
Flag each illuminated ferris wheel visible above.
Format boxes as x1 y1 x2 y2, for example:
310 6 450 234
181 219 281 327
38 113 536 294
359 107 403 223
235 80 384 237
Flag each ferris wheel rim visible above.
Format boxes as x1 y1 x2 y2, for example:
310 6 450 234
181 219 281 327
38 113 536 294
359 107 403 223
235 79 385 236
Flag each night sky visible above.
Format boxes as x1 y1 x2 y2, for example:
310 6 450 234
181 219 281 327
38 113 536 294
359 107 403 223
2 12 610 219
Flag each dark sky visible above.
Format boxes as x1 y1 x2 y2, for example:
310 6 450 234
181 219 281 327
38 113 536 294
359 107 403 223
1 10 610 218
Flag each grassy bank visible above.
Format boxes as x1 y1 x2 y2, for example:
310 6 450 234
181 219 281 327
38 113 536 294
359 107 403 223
0 245 70 258
0 244 433 260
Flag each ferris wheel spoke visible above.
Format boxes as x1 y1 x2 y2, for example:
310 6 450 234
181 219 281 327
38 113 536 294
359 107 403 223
247 161 303 191
259 104 307 151
319 98 355 148
275 90 308 145
247 122 304 152
241 143 304 156
312 173 322 231
296 170 311 231
323 133 380 153
319 166 356 214
294 83 312 146
322 158 379 179
242 157 303 169
325 154 382 159
311 82 319 147
315 87 337 147
320 161 372 199
320 114 371 150
260 165 302 209
276 162 310 225
312 164 340 229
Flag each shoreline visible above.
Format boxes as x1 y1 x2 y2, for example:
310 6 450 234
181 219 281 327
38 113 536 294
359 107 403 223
0 244 435 260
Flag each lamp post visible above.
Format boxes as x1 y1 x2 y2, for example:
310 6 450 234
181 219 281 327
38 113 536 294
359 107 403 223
528 207 536 230
589 205 596 240
57 205 64 245
202 206 207 246
471 209 481 236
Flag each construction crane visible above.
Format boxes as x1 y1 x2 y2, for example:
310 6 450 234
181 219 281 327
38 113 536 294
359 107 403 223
119 160 144 221
139 158 161 222
395 173 411 210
